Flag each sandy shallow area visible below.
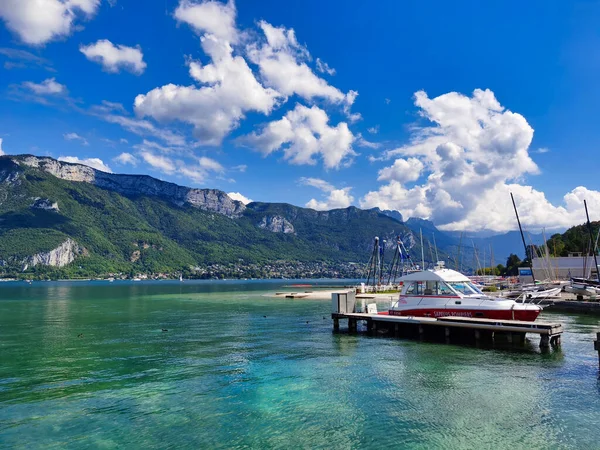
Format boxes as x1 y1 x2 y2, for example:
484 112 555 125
266 289 399 301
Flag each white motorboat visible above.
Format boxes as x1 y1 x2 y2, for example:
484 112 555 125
388 269 542 321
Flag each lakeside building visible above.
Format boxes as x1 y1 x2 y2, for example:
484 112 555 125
518 253 599 281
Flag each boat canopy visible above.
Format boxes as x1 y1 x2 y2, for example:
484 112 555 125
398 269 471 283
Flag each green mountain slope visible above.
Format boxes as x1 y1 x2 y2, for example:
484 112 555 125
0 155 443 279
545 221 600 256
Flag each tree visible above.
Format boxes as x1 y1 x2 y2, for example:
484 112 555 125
505 254 522 276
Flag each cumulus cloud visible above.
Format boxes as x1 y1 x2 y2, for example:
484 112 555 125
247 21 356 111
377 157 423 183
80 39 146 74
174 0 238 43
58 155 112 173
227 191 252 204
22 77 66 95
63 132 88 145
113 152 138 166
0 0 100 45
300 176 354 210
134 32 280 146
238 104 355 169
367 125 379 134
360 88 600 231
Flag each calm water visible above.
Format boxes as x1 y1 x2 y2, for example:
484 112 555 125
1 280 599 449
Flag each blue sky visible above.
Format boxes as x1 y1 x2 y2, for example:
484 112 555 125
1 0 600 232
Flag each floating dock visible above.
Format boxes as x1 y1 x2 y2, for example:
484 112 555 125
331 291 563 349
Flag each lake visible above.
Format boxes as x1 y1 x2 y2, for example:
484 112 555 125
1 280 599 449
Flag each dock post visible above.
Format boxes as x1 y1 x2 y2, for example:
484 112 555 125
594 333 599 368
418 325 424 340
445 327 450 344
394 323 399 337
550 335 561 348
540 334 550 349
372 321 377 335
506 333 513 344
474 330 481 346
333 317 339 332
366 320 372 334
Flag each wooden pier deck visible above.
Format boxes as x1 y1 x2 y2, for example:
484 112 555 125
332 312 563 348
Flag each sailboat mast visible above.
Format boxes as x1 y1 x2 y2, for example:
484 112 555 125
511 192 536 283
420 228 425 270
584 200 600 282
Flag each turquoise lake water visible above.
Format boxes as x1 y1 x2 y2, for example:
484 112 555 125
1 280 599 449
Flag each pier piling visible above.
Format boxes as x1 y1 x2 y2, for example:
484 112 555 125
595 332 600 369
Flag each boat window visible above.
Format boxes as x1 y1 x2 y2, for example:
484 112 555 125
424 281 438 295
405 281 423 295
447 282 483 295
439 282 455 295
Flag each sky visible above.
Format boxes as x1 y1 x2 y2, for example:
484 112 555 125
1 0 600 233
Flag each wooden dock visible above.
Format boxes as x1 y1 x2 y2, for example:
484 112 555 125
332 312 563 349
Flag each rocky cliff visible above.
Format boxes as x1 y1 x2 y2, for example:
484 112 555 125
0 238 87 271
14 155 246 218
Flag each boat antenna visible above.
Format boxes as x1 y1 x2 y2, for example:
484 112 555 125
420 228 425 270
584 200 600 282
511 192 536 283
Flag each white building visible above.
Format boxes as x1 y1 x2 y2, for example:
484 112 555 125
519 253 599 281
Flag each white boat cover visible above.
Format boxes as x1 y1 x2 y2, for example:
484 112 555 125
398 269 471 283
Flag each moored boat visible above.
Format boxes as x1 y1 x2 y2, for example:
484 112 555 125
389 269 541 321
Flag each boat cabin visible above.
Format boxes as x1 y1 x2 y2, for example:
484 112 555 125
399 269 486 298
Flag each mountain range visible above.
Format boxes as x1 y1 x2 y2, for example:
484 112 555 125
0 154 542 279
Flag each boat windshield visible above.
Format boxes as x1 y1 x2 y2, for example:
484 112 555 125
446 282 484 296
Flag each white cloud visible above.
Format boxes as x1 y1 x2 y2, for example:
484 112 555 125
0 0 100 45
535 147 550 154
80 39 146 75
315 58 335 75
134 33 281 146
299 177 335 192
360 88 600 231
300 176 354 211
101 114 186 146
139 151 176 174
239 104 355 169
227 191 252 204
232 164 246 172
174 0 238 43
0 47 54 71
63 132 89 146
355 133 380 149
137 150 224 184
22 77 66 95
197 156 223 172
248 21 355 110
0 138 4 156
119 138 129 144
377 157 423 183
58 156 112 173
367 125 379 134
113 152 137 166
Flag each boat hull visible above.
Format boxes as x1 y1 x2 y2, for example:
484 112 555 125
389 308 540 321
